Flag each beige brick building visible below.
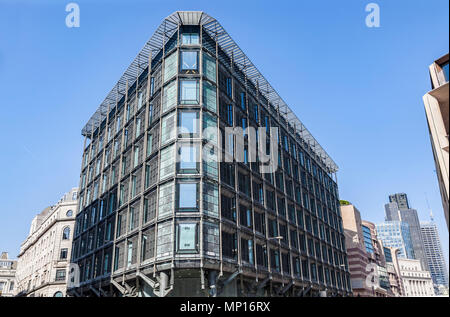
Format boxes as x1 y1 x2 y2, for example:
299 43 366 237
15 188 78 297
340 202 403 297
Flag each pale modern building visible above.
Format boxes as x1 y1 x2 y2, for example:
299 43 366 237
341 202 398 297
376 221 415 259
384 195 429 271
420 218 449 292
69 11 350 297
0 252 17 297
422 53 449 229
15 188 78 297
398 258 435 297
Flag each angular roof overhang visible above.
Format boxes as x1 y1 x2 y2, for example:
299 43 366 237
81 11 338 173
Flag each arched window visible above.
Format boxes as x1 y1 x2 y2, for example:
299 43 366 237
66 210 73 217
62 227 71 240
53 291 64 297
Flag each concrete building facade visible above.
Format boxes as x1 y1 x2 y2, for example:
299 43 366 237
420 218 449 292
69 11 350 297
422 53 449 229
398 258 435 297
15 188 78 297
0 252 17 297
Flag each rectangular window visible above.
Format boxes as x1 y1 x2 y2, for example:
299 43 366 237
180 51 198 73
129 207 135 231
55 269 66 281
182 33 199 45
240 92 246 110
178 111 199 137
241 238 254 265
60 248 68 260
239 205 252 228
148 103 154 125
254 212 265 234
270 249 280 272
96 160 101 176
226 78 232 97
178 144 199 174
203 53 216 83
126 104 131 122
114 140 119 158
116 116 121 133
180 80 199 104
158 181 174 219
282 252 290 274
253 104 258 122
164 52 178 83
116 213 122 237
227 105 233 126
256 244 267 268
268 218 278 238
103 253 110 274
203 81 217 112
177 223 198 253
162 80 177 112
161 112 176 145
136 118 142 136
159 144 175 180
131 175 137 197
222 231 237 260
221 194 236 222
127 242 133 268
138 89 146 109
133 146 139 168
177 182 199 212
146 134 153 156
302 259 309 279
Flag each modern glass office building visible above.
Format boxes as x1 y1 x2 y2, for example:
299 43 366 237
376 221 415 259
68 11 350 297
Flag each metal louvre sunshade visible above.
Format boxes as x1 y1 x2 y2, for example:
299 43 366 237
81 11 338 173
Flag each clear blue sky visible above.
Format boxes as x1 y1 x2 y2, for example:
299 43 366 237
0 0 448 269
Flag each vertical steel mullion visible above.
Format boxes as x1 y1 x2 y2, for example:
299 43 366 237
153 23 167 278
122 80 131 282
171 23 180 278
215 29 224 278
110 91 120 286
136 51 153 274
198 23 206 290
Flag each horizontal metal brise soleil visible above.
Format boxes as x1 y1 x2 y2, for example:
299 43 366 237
81 11 338 173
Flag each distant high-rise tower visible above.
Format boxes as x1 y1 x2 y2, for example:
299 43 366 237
389 193 410 210
385 202 400 221
384 194 429 271
420 215 449 291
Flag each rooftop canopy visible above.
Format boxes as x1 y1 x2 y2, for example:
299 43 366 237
81 11 338 173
